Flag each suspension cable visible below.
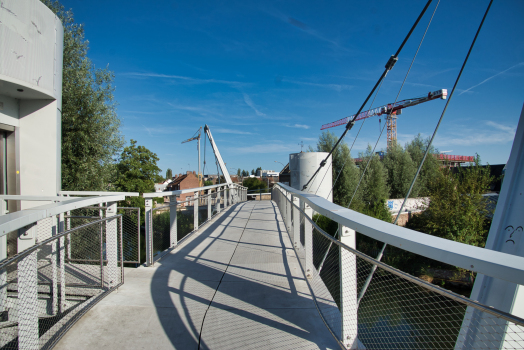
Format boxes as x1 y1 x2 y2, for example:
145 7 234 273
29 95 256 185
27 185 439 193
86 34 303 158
301 0 433 192
317 0 440 275
357 0 493 305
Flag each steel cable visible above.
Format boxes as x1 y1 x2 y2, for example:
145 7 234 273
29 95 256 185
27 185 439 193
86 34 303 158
301 0 434 192
357 0 493 305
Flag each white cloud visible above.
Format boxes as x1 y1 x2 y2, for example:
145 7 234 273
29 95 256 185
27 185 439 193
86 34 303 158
459 62 524 95
284 123 310 129
123 72 246 88
228 143 298 154
284 78 353 92
242 93 266 116
434 121 516 147
214 128 253 135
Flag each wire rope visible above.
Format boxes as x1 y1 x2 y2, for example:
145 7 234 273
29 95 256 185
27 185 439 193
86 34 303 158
357 0 493 305
301 0 434 192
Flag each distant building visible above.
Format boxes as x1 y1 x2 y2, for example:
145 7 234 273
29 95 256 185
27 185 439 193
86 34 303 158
258 169 279 177
166 171 199 206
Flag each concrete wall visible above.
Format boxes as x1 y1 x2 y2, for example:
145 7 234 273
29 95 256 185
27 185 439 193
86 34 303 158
0 0 63 209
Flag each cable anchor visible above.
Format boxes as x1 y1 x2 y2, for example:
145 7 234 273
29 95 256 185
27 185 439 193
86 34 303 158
385 55 398 71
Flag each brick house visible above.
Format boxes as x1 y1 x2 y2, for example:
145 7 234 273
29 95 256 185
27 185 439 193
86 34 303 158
166 171 200 206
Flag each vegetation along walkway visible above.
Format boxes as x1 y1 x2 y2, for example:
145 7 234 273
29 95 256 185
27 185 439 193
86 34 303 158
55 201 339 350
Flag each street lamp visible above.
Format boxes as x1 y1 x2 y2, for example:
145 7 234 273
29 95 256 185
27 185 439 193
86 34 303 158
274 160 286 168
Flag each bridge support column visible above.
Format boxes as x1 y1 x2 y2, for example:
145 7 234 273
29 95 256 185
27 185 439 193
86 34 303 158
170 196 178 247
106 202 119 288
292 196 300 249
194 191 199 232
302 201 313 279
207 189 212 219
145 199 153 266
18 226 38 350
339 224 358 349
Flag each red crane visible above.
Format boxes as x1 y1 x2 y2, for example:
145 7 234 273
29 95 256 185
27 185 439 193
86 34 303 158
320 89 447 149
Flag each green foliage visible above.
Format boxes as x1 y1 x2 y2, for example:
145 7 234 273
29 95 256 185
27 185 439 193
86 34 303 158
383 143 419 199
251 169 255 175
242 170 250 177
313 131 360 208
166 168 173 180
406 160 494 247
243 177 268 192
357 146 390 219
115 140 161 194
204 180 214 186
41 0 124 191
236 169 241 176
405 134 440 196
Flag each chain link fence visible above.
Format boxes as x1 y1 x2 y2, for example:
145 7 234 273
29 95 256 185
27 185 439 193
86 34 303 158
0 215 123 350
274 187 524 350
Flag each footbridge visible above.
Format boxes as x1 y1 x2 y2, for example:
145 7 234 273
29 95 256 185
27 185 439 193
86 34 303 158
1 181 524 349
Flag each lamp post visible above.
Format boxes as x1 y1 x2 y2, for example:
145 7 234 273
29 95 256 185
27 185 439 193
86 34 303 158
274 160 285 168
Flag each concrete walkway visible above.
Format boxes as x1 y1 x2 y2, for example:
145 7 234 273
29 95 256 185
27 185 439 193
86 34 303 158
55 201 340 350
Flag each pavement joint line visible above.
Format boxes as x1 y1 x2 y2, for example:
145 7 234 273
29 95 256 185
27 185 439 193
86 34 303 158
197 201 257 349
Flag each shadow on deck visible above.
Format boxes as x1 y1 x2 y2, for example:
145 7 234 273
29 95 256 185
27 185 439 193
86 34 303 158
54 201 339 350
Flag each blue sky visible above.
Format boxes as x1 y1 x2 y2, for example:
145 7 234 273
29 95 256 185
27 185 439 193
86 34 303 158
60 0 524 176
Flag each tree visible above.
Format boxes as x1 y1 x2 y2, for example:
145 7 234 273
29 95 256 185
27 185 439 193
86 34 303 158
406 159 494 247
405 134 440 196
166 168 173 180
242 170 249 177
358 146 391 222
115 140 161 194
383 143 419 199
243 178 267 192
41 0 124 191
312 131 360 208
251 169 256 175
237 169 241 177
204 180 213 186
255 167 262 176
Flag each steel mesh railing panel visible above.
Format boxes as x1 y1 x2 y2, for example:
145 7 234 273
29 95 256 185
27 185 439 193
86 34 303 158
0 216 123 349
274 188 524 350
119 208 140 264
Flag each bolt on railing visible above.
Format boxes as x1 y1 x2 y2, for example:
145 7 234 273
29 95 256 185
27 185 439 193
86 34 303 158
142 183 247 266
272 183 524 349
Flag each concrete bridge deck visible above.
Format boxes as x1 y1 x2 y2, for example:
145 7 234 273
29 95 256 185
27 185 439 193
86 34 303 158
55 201 339 350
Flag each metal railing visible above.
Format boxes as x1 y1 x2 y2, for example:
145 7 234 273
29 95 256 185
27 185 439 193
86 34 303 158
0 215 124 350
272 183 524 349
143 183 248 266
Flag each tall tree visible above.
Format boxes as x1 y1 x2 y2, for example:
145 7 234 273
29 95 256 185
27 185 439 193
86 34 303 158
358 146 391 221
115 140 161 194
41 0 124 191
405 134 440 196
383 143 419 199
312 131 360 208
166 168 173 180
237 169 241 177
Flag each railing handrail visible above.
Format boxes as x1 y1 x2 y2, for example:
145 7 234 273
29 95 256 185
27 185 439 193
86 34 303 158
0 194 126 237
0 195 80 201
59 191 140 196
143 183 246 198
274 182 524 286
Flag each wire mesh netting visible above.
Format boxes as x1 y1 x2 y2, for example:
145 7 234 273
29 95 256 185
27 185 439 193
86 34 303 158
0 215 123 350
274 188 524 350
68 206 140 265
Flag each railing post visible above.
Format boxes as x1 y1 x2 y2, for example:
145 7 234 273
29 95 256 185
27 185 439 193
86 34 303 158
193 191 199 231
339 224 358 349
170 195 178 247
302 201 313 279
106 201 118 288
0 200 7 320
145 198 153 267
216 187 221 214
285 191 292 231
207 189 212 219
224 187 228 207
58 212 66 313
18 224 38 350
292 195 300 249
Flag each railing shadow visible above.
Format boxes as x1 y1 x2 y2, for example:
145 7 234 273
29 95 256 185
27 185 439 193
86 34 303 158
147 200 338 349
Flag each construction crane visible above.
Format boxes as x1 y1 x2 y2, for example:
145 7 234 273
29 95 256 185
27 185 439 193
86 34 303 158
181 127 203 187
320 89 447 149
